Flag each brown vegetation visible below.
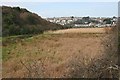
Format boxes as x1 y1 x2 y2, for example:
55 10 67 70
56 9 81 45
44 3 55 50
2 27 118 78
51 27 114 34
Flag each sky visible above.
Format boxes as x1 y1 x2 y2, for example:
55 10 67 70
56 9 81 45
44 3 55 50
0 0 119 2
1 2 118 18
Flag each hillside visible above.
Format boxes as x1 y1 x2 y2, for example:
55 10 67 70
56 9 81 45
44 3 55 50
2 6 64 36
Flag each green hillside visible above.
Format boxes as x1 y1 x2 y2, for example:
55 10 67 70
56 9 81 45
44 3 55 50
2 6 63 36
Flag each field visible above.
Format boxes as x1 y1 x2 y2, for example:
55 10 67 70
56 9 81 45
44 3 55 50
2 28 119 78
51 28 112 34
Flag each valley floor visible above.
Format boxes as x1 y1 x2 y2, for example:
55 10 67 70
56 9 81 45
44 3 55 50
2 29 118 78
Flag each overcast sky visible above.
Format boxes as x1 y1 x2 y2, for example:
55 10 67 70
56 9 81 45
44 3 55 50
1 1 118 18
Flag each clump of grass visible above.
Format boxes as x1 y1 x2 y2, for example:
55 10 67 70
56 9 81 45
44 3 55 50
2 44 16 61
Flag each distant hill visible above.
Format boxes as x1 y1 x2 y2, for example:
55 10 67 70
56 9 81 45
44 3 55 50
2 6 64 36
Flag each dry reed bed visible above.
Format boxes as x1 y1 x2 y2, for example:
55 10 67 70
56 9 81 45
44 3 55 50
51 27 112 34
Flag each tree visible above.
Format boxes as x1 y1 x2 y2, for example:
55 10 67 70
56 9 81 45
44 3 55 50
103 18 112 24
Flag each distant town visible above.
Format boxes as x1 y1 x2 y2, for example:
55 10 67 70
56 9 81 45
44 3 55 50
46 16 117 28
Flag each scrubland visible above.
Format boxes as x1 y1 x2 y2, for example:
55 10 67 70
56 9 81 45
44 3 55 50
2 28 118 78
